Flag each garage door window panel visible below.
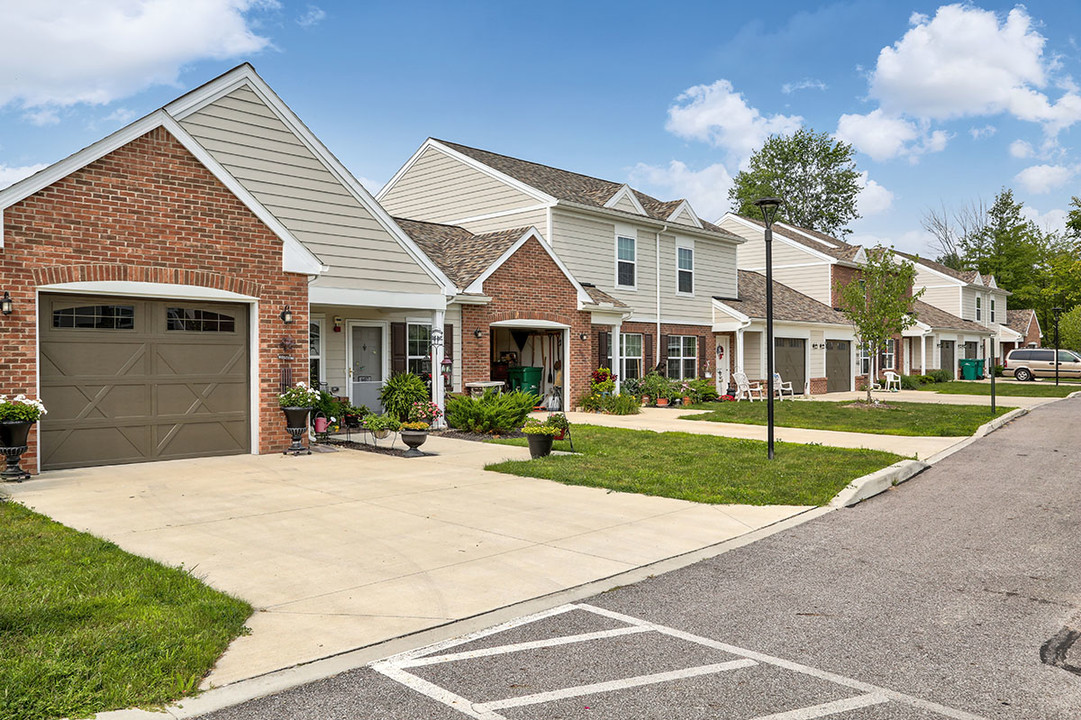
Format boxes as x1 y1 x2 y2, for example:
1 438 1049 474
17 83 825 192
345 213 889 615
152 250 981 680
167 308 237 333
53 305 135 330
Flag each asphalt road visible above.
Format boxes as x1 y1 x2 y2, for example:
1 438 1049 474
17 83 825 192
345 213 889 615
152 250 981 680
200 397 1081 720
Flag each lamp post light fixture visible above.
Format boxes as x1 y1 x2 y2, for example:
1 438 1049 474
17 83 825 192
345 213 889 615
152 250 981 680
753 196 783 460
0 292 12 316
1053 306 1063 386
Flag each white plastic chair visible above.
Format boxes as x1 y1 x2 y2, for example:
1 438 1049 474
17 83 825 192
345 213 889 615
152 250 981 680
733 372 763 401
883 371 901 392
772 373 795 400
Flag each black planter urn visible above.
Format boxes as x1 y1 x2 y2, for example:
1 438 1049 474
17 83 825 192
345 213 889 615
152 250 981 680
0 420 33 482
282 406 312 456
399 429 429 458
526 433 554 459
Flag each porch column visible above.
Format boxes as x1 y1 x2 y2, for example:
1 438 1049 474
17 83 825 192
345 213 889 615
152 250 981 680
903 339 911 375
920 335 927 374
611 323 622 394
430 309 446 429
736 328 745 374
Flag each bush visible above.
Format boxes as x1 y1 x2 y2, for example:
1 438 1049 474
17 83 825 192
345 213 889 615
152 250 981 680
605 392 641 415
446 390 539 434
590 367 616 394
638 371 673 403
993 364 1004 377
620 377 641 397
927 369 953 384
379 373 430 421
687 377 719 403
899 374 924 390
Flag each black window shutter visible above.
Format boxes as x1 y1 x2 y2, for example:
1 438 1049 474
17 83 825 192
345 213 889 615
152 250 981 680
391 322 407 375
698 335 707 378
598 331 609 369
444 323 454 363
659 334 670 376
644 333 654 372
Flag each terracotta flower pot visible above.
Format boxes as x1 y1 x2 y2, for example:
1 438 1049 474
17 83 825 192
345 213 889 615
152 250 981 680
656 397 669 407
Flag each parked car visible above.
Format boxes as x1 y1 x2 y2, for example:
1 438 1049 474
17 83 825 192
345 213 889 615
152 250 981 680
1004 348 1081 381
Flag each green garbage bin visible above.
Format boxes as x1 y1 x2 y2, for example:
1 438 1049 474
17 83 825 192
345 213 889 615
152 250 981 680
959 358 981 380
507 366 542 396
975 359 986 380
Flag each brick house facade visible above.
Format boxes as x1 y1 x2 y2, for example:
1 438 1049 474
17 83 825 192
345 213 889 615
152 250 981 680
0 127 311 470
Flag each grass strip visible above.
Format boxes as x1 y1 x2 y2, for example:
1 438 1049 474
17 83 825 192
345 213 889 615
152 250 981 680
917 381 1078 397
487 425 903 506
0 502 252 720
679 399 1013 437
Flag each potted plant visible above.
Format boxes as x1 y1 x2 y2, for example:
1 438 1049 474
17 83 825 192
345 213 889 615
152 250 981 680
0 394 46 482
521 418 559 458
379 372 430 421
278 382 320 455
679 382 692 406
639 371 671 408
399 400 443 457
546 412 569 441
362 413 400 440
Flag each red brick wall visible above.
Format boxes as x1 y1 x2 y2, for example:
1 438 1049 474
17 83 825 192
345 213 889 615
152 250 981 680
1023 312 1041 347
809 377 828 394
460 237 593 403
830 265 860 308
1 127 309 468
593 322 719 380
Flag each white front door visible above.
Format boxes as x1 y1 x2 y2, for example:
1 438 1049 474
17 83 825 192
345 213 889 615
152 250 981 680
347 321 387 412
716 335 731 394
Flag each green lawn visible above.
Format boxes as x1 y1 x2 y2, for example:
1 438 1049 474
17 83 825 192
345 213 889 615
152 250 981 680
917 381 1078 398
487 425 903 506
680 399 1013 437
0 502 252 720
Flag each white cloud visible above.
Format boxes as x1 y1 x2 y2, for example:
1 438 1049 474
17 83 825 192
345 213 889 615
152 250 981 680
1020 205 1068 234
970 125 996 139
856 172 894 216
835 109 948 162
1010 139 1034 158
627 161 734 221
104 108 138 124
1014 164 1076 194
0 1 278 114
23 108 60 126
0 163 49 190
781 78 827 95
297 5 325 28
665 79 803 162
868 4 1081 136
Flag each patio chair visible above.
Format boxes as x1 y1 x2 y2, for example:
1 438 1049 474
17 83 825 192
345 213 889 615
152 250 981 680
883 371 901 392
733 372 763 401
772 373 795 400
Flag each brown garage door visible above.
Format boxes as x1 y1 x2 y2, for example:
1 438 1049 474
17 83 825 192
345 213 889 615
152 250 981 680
39 295 250 469
774 338 806 394
940 341 955 379
825 340 850 392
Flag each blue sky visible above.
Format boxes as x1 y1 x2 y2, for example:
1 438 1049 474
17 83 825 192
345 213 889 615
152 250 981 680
2 1 1079 255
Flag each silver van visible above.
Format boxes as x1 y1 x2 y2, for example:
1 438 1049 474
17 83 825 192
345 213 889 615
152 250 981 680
1004 348 1081 381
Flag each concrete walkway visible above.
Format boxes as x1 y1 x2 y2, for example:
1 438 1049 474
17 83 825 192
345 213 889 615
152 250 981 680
560 406 959 458
3 436 808 688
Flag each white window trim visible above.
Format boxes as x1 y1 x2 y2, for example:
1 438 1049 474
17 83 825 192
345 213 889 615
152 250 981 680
667 335 698 380
310 315 326 385
407 322 432 376
606 332 645 379
882 338 896 371
614 225 637 291
858 342 871 375
976 295 982 322
675 238 695 298
990 298 996 324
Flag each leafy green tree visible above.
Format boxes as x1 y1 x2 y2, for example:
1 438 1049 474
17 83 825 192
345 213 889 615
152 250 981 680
1067 196 1081 239
729 128 861 237
960 188 1046 301
835 248 923 403
1058 305 1081 353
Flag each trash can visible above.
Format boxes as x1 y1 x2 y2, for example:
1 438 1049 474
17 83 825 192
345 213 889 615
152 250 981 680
507 366 542 395
959 358 982 380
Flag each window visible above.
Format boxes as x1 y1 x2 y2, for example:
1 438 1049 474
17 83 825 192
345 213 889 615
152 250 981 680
407 324 432 378
309 318 324 387
52 304 134 330
881 339 896 370
976 296 982 322
859 343 871 375
167 308 236 332
666 335 697 379
606 333 644 380
676 245 694 295
1058 350 1080 363
990 298 996 323
616 235 636 288
1034 350 1055 362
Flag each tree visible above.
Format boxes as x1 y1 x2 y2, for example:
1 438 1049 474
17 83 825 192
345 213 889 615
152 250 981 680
1067 196 1081 240
835 248 923 403
1059 305 1081 353
921 200 987 270
729 128 861 237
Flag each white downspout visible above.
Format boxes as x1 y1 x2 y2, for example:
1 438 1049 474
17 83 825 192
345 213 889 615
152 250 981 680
430 308 446 428
655 225 667 371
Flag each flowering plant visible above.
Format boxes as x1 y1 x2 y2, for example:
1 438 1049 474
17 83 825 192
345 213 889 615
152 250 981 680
0 394 47 422
278 381 321 408
408 400 443 423
400 420 430 431
590 367 615 394
362 413 400 433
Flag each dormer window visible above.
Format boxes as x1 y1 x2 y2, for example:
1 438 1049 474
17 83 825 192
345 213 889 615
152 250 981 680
616 235 636 288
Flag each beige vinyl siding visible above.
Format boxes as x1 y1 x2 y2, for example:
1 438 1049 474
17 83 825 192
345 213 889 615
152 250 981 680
771 265 832 306
610 193 641 215
180 86 441 294
810 329 825 378
669 206 695 226
550 209 658 318
458 207 548 236
379 145 540 223
660 234 736 323
961 287 977 321
743 331 762 379
919 285 961 317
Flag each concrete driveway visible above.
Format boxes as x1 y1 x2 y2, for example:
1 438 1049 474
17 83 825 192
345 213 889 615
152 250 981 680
4 436 808 688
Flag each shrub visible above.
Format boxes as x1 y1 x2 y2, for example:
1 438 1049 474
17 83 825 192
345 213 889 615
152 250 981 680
620 377 641 397
899 374 924 390
638 371 673 403
993 364 1004 377
927 369 953 384
687 377 719 403
379 373 430 421
605 392 641 415
590 367 616 394
446 390 539 434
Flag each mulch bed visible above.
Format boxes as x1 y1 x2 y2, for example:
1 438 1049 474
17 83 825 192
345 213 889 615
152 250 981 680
432 429 525 443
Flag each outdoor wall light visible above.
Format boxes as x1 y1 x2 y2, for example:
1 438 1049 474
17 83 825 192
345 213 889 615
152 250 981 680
279 305 294 324
473 328 485 338
0 292 11 316
579 333 589 341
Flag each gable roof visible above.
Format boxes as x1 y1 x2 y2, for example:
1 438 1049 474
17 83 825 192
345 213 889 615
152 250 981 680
910 299 989 333
432 139 732 237
894 250 992 287
1006 308 1039 336
720 213 862 264
722 271 851 325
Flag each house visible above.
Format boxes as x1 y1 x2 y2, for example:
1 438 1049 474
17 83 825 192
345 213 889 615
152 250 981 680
377 139 746 396
1005 308 1042 352
720 213 993 382
0 64 466 473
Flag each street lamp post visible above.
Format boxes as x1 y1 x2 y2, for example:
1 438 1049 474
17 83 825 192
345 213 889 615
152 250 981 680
1053 306 1063 386
754 196 783 460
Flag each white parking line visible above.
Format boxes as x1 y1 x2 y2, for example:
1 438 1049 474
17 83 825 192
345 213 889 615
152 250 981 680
372 603 990 720
475 659 758 712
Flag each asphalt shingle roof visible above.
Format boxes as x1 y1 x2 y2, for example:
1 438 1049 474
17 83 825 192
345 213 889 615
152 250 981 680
435 139 733 236
909 299 988 333
580 283 629 308
736 216 863 262
394 217 528 288
1006 308 1037 336
723 271 851 325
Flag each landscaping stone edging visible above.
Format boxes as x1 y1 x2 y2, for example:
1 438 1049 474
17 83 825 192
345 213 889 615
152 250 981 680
828 459 930 508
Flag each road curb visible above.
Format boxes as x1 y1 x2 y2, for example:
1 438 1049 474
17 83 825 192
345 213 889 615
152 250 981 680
971 406 1029 438
828 459 929 508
